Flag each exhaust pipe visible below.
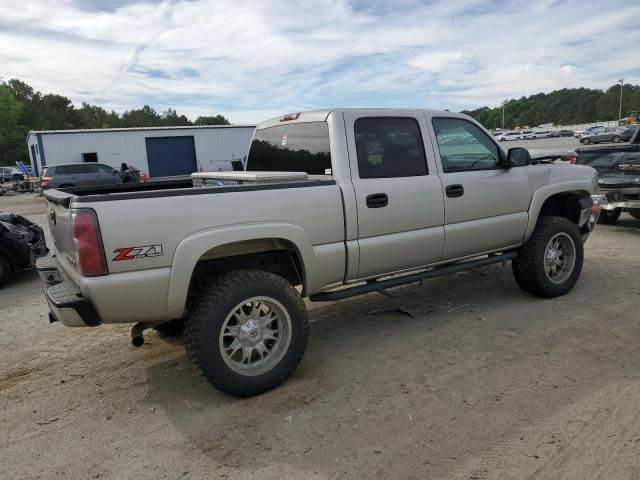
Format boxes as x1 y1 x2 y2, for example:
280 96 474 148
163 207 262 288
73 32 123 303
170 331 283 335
130 321 163 347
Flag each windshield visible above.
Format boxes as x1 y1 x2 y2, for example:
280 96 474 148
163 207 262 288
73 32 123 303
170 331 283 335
246 122 331 175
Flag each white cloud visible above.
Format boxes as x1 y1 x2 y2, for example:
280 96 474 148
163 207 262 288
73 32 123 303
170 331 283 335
409 51 471 73
0 0 639 122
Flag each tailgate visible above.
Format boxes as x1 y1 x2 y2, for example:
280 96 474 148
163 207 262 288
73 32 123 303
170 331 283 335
43 189 78 273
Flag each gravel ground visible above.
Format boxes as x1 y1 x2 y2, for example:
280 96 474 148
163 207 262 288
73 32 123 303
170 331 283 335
1 183 640 479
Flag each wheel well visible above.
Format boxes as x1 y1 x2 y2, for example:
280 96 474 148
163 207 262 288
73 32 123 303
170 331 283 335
189 239 304 293
539 191 590 224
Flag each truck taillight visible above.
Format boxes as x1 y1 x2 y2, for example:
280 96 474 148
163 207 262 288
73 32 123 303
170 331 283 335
41 177 51 185
71 209 107 276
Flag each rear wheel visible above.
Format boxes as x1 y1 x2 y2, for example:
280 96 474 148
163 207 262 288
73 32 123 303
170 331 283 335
581 138 590 144
513 216 583 298
184 270 309 397
0 254 11 287
628 208 640 220
598 208 622 224
612 135 621 143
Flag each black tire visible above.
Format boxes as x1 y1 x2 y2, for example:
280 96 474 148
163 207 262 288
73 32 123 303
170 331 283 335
0 254 10 287
184 270 309 397
153 319 185 336
512 216 584 298
598 208 622 224
628 208 640 220
612 135 621 143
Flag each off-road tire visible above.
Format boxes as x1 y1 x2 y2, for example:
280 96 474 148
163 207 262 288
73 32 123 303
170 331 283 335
598 208 622 224
0 254 11 287
153 319 185 336
184 270 309 397
513 216 583 298
628 208 640 220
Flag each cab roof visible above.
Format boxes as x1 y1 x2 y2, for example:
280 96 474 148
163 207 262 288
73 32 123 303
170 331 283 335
256 108 470 130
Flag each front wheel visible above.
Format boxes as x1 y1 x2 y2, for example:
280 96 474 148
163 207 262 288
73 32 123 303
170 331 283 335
184 270 309 397
598 208 622 224
612 135 621 143
513 216 584 298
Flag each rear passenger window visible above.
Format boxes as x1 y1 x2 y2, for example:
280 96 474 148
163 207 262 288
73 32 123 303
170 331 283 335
355 117 427 178
246 122 331 175
55 165 75 175
96 164 114 173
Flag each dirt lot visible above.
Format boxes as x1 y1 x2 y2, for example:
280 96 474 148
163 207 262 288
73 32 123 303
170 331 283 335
1 193 640 480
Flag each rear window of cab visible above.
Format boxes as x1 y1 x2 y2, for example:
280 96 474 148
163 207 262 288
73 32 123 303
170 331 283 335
246 122 331 175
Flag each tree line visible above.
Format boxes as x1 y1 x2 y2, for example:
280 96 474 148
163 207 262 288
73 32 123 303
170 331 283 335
0 79 230 167
462 83 640 130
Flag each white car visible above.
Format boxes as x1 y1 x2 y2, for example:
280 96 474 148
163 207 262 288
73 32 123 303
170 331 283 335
496 131 522 142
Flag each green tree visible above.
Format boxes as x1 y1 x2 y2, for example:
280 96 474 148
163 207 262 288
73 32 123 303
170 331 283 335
0 85 23 166
462 84 640 128
194 114 230 126
120 105 161 127
78 103 121 129
161 108 191 126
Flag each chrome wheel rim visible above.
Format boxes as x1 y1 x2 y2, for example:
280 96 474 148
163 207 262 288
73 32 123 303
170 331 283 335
219 296 292 376
544 233 576 284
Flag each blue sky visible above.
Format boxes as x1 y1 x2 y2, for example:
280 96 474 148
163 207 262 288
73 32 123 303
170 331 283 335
1 0 639 123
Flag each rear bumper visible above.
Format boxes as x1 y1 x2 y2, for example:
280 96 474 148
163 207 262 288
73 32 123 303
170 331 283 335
37 256 101 327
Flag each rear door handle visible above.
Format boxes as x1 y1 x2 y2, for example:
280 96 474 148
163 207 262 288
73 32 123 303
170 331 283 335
445 184 464 198
366 193 388 208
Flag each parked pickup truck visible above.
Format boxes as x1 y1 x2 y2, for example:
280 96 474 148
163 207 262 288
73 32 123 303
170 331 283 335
38 109 601 397
576 125 640 224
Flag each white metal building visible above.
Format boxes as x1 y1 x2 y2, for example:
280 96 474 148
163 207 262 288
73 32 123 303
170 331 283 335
26 125 256 177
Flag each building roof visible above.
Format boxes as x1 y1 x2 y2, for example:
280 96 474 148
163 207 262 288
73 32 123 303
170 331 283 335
28 124 256 137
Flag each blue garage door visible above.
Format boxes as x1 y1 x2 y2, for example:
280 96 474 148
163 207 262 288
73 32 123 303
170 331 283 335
146 136 197 178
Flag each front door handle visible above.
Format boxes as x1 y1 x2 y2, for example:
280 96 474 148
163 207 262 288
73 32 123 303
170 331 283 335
445 184 464 198
366 193 388 208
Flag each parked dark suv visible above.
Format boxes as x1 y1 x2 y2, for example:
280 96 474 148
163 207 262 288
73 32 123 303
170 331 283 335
550 129 574 138
41 163 123 189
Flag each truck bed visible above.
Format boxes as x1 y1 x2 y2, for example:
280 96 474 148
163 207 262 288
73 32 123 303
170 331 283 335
43 177 334 207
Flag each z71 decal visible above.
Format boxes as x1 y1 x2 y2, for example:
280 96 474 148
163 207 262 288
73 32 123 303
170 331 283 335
113 244 163 261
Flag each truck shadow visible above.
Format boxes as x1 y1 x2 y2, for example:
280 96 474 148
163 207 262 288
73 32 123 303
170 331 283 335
141 265 622 477
0 269 40 296
612 215 640 235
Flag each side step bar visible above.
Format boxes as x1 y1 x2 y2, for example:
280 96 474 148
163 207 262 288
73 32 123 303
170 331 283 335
309 251 518 302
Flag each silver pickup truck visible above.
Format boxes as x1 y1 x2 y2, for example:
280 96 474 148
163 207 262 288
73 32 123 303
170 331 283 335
38 109 601 397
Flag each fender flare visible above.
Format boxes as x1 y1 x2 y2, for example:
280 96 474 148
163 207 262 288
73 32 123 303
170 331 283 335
166 222 317 319
524 181 593 242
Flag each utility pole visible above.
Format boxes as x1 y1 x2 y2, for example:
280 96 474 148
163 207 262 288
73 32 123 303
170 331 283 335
502 102 505 129
618 78 624 121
